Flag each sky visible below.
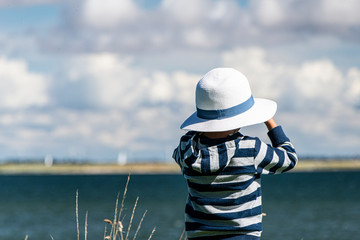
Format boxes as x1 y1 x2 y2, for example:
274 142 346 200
0 0 360 162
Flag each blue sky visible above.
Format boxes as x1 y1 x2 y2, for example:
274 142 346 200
0 0 360 162
0 5 59 31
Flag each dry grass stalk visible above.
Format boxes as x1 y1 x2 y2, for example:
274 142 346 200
76 189 80 240
118 175 131 220
75 190 90 240
103 175 155 240
124 196 139 240
108 175 130 240
24 176 156 240
115 174 130 240
132 210 147 240
147 227 156 240
179 228 186 240
104 225 108 240
110 192 120 240
85 211 88 240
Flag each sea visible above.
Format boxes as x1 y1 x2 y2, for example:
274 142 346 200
0 171 359 240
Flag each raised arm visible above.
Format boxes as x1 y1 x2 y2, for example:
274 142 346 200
265 118 277 130
254 118 298 174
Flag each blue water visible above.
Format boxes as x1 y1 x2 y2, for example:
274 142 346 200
0 172 359 240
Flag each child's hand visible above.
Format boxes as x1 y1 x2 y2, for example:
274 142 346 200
265 118 277 131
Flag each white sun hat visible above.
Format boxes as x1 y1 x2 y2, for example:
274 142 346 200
181 68 277 132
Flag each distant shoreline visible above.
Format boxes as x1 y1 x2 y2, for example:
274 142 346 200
1 160 360 175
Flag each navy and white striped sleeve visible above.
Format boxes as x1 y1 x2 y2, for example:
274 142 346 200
254 126 298 174
173 145 181 166
172 131 197 168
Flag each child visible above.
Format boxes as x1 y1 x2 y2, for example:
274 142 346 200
173 68 298 240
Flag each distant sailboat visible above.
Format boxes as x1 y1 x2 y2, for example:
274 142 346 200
117 152 127 165
44 154 54 167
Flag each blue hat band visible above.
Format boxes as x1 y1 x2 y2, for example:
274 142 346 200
196 95 254 120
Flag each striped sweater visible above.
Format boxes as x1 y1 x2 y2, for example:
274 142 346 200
172 126 298 239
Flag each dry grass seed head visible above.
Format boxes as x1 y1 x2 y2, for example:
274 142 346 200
104 219 113 225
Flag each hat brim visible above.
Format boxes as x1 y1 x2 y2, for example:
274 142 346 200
180 98 277 132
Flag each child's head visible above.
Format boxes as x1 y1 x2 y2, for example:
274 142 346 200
180 68 276 132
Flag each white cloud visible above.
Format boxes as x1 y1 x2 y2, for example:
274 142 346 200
0 0 60 8
221 47 360 110
58 53 199 154
148 70 199 105
251 0 360 33
252 0 285 27
148 71 174 102
0 112 50 157
82 0 139 28
183 28 220 48
37 0 360 55
160 0 207 25
0 57 49 109
345 68 360 104
318 0 360 26
222 47 289 99
0 112 51 126
68 53 145 109
67 53 199 108
294 59 343 100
